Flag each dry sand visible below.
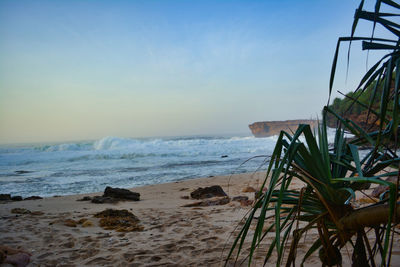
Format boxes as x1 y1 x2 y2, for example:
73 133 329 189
1 172 399 266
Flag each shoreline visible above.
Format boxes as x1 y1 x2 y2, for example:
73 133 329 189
0 134 275 199
1 172 399 266
1 172 269 266
1 170 267 200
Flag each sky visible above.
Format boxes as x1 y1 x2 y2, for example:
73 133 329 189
0 0 386 144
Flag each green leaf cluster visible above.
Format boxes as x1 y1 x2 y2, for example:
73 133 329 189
227 0 400 266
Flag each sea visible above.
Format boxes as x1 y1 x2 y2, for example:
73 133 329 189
0 130 340 197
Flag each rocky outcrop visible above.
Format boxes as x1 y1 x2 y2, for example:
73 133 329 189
94 209 143 232
190 185 227 199
232 196 249 202
91 196 118 204
77 196 92 201
0 194 11 201
249 120 318 137
0 194 42 202
11 208 31 214
371 176 397 198
326 109 380 131
88 187 140 204
24 196 42 200
103 186 140 201
182 196 230 207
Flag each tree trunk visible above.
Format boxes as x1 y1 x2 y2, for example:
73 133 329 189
340 202 400 231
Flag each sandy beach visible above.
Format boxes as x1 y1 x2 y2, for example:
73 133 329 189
1 172 399 266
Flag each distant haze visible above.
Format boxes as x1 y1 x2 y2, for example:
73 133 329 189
0 0 380 144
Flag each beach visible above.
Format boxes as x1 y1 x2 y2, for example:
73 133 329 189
2 0 399 265
2 171 399 266
0 172 304 266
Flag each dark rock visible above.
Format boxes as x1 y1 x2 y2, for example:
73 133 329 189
91 196 118 204
232 196 249 202
371 176 397 198
183 196 230 207
232 196 253 206
11 196 23 201
11 208 31 214
242 186 257 193
180 196 190 200
89 187 140 204
0 194 11 201
15 170 32 174
190 185 227 199
63 219 78 227
94 209 143 232
77 196 92 201
31 211 45 216
240 199 254 206
103 187 140 201
95 209 139 219
24 196 43 200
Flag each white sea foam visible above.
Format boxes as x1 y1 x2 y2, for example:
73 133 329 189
44 143 84 152
0 129 344 197
93 136 139 150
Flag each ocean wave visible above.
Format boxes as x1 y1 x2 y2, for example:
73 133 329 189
229 136 255 141
35 142 91 152
92 136 264 151
93 136 143 150
30 135 279 154
0 129 351 197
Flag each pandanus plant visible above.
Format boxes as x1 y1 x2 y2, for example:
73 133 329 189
226 0 400 266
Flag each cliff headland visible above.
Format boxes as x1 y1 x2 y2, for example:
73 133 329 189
249 119 318 137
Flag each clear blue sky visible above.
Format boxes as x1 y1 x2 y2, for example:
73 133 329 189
0 0 376 143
